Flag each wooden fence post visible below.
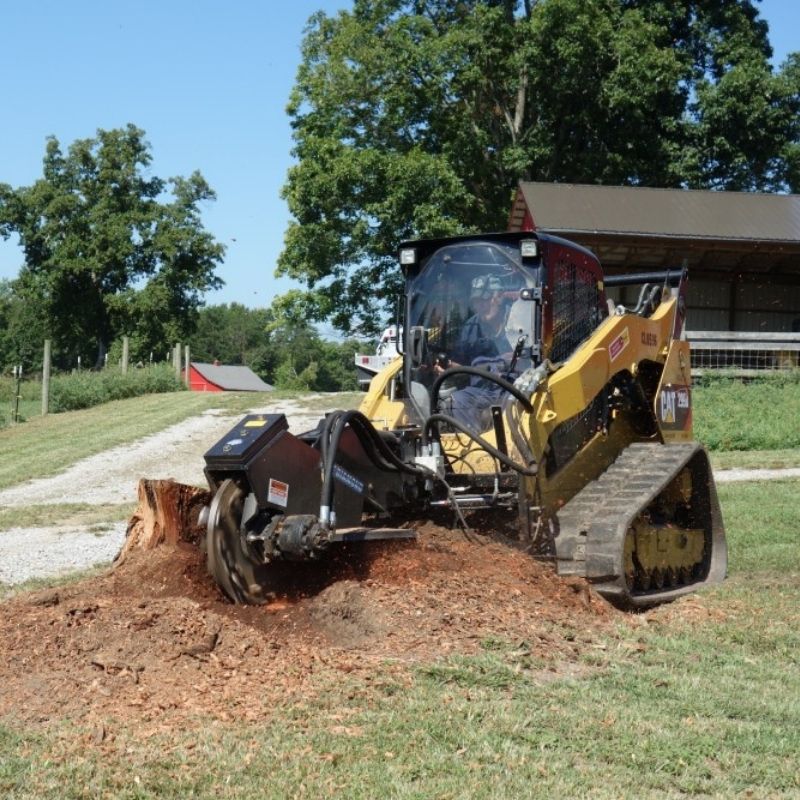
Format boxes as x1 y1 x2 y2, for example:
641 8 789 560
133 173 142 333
12 366 22 424
173 343 181 380
41 339 51 416
184 344 191 388
122 336 129 374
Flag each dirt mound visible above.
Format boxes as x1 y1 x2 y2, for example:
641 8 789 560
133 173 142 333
0 522 618 733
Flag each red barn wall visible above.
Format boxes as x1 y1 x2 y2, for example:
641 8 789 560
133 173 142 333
187 365 223 392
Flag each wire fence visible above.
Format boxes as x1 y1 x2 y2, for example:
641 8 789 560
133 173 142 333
686 332 800 375
1 340 190 427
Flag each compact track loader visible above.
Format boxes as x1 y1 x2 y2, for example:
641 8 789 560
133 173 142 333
201 231 727 608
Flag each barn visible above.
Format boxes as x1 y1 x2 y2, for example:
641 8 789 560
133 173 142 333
508 182 800 369
186 362 274 393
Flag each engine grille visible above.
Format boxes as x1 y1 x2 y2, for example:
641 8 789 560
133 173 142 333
550 260 603 363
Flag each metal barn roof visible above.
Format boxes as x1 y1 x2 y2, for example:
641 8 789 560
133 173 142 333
511 182 800 242
509 183 800 280
191 363 273 392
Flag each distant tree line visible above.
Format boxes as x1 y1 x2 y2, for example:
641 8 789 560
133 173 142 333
0 284 368 392
0 125 369 391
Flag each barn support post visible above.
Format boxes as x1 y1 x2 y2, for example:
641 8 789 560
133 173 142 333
728 278 739 331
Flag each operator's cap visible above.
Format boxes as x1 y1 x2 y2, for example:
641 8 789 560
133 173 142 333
470 274 504 299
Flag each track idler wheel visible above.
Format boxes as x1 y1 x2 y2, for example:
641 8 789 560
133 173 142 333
206 479 274 604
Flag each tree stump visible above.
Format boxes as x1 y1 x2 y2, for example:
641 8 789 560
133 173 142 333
117 478 211 563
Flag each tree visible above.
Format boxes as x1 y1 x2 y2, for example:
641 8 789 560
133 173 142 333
0 125 224 368
266 291 365 390
187 299 365 390
0 280 14 371
192 304 260 365
189 303 275 377
279 0 800 334
0 278 47 372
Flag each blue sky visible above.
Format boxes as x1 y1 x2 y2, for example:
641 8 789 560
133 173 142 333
0 0 797 312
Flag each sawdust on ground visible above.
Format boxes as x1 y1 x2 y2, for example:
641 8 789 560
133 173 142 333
0 517 621 737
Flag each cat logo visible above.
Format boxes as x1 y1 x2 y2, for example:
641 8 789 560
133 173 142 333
657 383 692 433
660 390 676 423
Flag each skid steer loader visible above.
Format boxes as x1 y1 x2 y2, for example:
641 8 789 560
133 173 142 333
201 231 726 608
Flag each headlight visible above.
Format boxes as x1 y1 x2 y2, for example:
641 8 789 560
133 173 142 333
399 247 417 266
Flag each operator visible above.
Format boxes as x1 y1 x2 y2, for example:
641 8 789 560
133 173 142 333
454 275 512 365
434 274 515 432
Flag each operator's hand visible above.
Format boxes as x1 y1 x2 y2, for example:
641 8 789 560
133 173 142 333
433 354 455 375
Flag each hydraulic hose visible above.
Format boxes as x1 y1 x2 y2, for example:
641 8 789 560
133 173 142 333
318 409 431 526
425 364 537 474
430 366 534 417
422 413 537 477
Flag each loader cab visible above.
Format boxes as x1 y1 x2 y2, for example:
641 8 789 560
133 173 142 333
398 232 546 427
397 232 608 430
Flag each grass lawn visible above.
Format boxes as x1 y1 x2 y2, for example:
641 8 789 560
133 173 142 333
0 502 134 533
711 448 800 470
0 478 798 798
693 374 800 452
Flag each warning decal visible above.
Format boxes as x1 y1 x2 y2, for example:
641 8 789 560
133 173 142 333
267 478 289 508
608 327 630 362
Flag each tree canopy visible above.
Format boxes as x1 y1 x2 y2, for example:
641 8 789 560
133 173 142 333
279 0 800 335
0 125 224 369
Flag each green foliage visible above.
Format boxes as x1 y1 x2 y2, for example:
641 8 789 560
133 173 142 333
280 0 800 333
270 334 363 392
693 371 800 451
0 125 224 369
187 300 367 391
265 293 366 390
0 279 46 372
0 281 13 371
274 358 320 392
189 303 273 371
47 365 184 413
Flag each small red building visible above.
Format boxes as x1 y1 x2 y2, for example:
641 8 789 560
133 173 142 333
186 362 274 393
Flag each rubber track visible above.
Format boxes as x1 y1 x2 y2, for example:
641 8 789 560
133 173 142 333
554 441 725 608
